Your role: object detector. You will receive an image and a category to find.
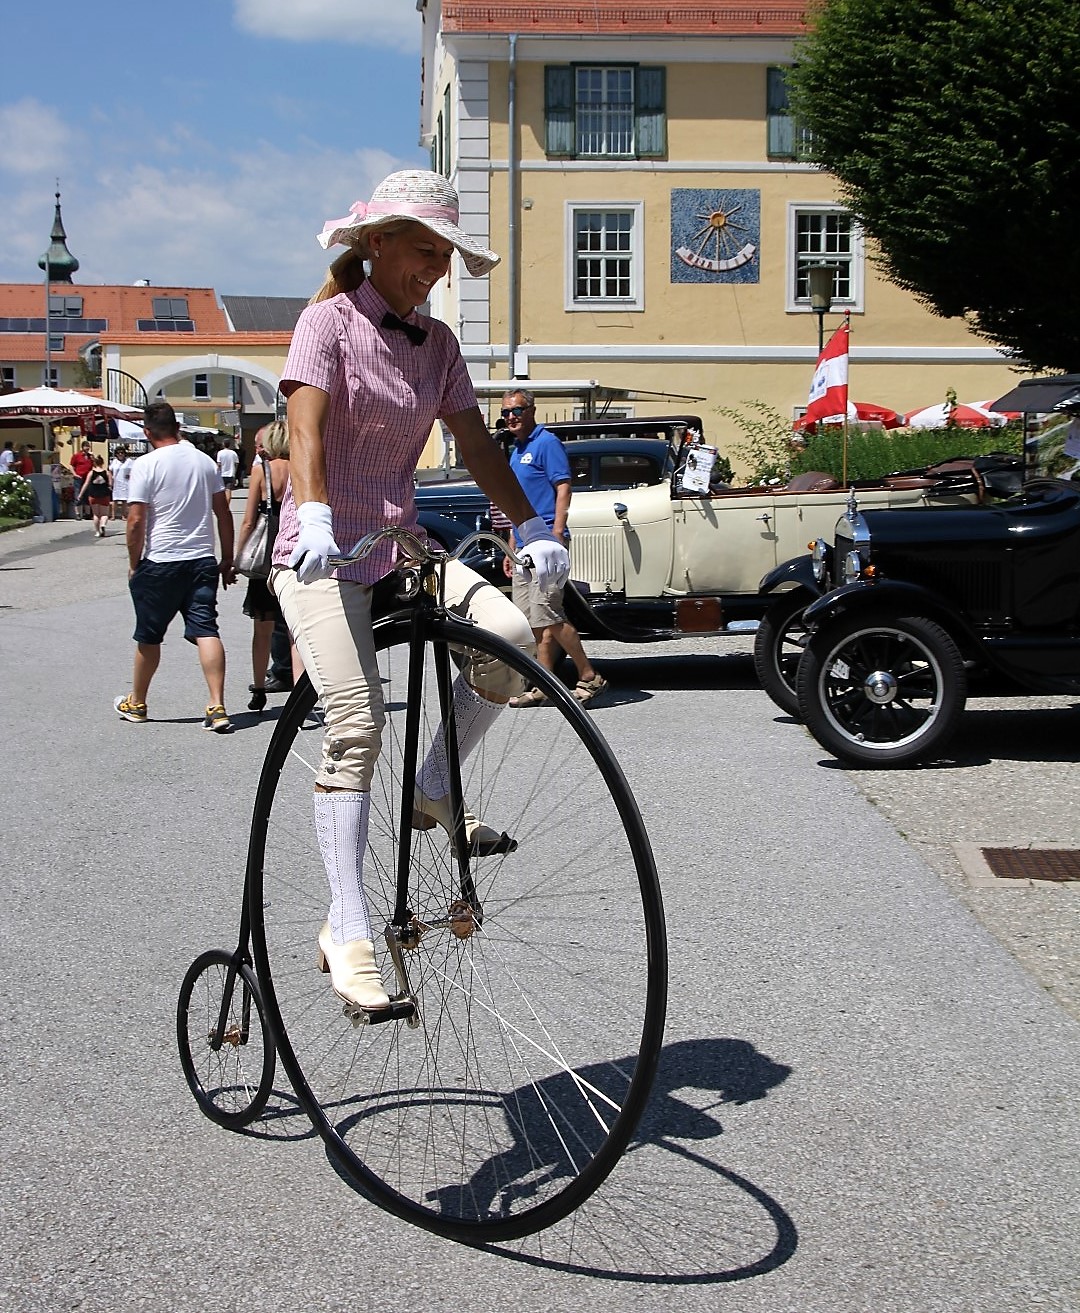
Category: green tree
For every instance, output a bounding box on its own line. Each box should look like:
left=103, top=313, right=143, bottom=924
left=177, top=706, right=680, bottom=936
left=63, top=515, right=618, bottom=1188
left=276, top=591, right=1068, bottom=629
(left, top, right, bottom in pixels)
left=788, top=0, right=1080, bottom=371
left=73, top=356, right=101, bottom=389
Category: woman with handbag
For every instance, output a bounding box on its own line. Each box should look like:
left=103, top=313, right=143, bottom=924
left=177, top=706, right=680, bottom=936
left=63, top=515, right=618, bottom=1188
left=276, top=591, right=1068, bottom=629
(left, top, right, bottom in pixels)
left=235, top=420, right=301, bottom=711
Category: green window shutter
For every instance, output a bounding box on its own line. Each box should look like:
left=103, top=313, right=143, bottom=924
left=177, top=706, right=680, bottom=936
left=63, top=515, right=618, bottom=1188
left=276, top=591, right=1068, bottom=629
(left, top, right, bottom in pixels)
left=635, top=67, right=666, bottom=158
left=545, top=65, right=575, bottom=157
left=767, top=67, right=795, bottom=159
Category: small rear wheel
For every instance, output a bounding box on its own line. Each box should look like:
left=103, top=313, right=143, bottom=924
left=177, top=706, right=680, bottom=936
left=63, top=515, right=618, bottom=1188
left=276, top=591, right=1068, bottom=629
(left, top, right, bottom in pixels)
left=797, top=611, right=966, bottom=767
left=753, top=591, right=813, bottom=717
left=177, top=949, right=275, bottom=1129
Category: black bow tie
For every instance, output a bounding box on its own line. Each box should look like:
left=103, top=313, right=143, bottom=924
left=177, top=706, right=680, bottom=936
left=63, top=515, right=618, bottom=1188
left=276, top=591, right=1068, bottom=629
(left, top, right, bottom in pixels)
left=381, top=311, right=428, bottom=346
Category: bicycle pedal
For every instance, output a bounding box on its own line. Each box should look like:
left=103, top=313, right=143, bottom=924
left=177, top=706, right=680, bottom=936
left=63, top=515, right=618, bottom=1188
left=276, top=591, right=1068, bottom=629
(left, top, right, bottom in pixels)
left=343, top=996, right=417, bottom=1028
left=472, top=832, right=517, bottom=856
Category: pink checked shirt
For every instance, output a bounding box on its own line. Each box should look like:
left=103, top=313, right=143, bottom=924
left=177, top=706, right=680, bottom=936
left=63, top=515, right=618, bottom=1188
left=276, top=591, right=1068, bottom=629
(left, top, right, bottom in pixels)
left=273, top=280, right=478, bottom=583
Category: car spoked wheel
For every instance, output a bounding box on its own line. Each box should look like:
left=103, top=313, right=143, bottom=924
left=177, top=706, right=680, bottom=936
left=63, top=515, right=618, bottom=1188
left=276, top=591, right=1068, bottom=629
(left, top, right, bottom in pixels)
left=754, top=591, right=813, bottom=718
left=797, top=612, right=967, bottom=766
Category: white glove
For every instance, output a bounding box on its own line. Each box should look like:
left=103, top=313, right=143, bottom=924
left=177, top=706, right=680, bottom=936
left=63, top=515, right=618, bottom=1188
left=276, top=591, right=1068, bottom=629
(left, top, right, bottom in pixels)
left=517, top=515, right=570, bottom=593
left=289, top=502, right=340, bottom=583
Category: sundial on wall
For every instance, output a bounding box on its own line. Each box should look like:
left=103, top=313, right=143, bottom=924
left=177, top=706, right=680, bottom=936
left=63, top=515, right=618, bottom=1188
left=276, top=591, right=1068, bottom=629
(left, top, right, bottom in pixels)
left=670, top=188, right=760, bottom=285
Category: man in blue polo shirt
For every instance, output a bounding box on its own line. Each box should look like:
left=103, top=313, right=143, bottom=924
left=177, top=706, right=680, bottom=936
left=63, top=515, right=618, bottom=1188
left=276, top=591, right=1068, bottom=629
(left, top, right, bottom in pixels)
left=503, top=388, right=607, bottom=707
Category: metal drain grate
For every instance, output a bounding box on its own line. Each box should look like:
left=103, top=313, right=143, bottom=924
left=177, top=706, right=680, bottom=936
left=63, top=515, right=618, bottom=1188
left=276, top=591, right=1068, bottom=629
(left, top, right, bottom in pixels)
left=981, top=848, right=1080, bottom=883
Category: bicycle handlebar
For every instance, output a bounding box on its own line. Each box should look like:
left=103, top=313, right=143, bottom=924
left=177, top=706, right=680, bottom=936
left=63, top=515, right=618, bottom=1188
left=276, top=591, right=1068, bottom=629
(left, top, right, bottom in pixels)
left=328, top=526, right=532, bottom=571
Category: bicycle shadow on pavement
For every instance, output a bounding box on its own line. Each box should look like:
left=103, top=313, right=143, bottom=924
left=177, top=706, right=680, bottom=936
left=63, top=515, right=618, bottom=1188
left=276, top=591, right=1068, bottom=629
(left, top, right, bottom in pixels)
left=327, top=1035, right=798, bottom=1283
left=236, top=1086, right=320, bottom=1142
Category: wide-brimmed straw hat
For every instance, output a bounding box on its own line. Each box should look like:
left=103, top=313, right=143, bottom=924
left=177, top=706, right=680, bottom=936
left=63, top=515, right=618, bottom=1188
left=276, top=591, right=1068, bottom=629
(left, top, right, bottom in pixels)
left=317, top=169, right=500, bottom=278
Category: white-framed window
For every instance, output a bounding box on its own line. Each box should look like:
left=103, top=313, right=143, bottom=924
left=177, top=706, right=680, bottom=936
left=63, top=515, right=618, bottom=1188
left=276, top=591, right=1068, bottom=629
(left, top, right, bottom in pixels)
left=42, top=366, right=59, bottom=387
left=193, top=373, right=210, bottom=400
left=786, top=204, right=864, bottom=313
left=565, top=202, right=644, bottom=312
left=1, top=366, right=16, bottom=390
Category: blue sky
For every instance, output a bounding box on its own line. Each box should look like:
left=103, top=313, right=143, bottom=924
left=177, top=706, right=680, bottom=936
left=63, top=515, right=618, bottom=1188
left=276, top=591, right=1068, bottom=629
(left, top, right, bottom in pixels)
left=0, top=0, right=427, bottom=296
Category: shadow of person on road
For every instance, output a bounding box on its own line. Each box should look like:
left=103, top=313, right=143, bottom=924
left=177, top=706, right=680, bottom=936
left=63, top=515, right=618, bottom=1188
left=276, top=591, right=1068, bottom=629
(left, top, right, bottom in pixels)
left=326, top=1035, right=796, bottom=1280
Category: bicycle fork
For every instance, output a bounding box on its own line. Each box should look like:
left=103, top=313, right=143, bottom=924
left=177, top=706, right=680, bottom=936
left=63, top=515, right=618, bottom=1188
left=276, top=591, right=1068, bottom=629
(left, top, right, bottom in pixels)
left=355, top=608, right=480, bottom=1030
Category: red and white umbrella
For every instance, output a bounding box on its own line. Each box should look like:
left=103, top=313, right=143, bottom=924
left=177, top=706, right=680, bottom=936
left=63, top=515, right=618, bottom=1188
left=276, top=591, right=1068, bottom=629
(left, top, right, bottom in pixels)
left=969, top=398, right=1021, bottom=421
left=904, top=400, right=1017, bottom=429
left=795, top=400, right=902, bottom=431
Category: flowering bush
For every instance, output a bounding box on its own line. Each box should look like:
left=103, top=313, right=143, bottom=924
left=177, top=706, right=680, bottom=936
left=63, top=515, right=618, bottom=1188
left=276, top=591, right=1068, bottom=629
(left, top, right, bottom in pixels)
left=0, top=473, right=35, bottom=520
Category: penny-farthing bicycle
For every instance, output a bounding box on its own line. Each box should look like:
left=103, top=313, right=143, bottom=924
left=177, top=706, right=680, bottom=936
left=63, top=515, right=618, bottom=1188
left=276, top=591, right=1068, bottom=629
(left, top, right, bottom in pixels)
left=178, top=528, right=667, bottom=1243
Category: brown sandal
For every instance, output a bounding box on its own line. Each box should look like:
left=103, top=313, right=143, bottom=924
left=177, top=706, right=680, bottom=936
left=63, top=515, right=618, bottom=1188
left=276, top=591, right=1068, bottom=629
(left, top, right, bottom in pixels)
left=573, top=674, right=608, bottom=704
left=509, top=686, right=548, bottom=708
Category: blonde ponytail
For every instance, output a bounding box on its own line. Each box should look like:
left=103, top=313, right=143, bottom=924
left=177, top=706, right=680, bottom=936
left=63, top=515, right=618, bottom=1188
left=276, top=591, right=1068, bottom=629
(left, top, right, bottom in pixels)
left=309, top=248, right=366, bottom=304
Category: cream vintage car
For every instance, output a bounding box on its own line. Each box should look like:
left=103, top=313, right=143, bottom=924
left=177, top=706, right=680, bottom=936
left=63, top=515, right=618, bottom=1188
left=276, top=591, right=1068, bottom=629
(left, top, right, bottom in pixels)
left=563, top=436, right=1023, bottom=707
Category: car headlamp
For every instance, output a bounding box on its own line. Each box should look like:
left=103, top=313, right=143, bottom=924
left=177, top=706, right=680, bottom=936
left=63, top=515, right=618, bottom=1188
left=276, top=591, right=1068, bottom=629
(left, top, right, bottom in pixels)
left=811, top=538, right=828, bottom=584
left=842, top=550, right=864, bottom=584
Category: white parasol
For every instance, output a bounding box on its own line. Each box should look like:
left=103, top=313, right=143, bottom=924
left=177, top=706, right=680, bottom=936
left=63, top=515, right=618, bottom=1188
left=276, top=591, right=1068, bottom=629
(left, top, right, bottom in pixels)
left=0, top=387, right=142, bottom=416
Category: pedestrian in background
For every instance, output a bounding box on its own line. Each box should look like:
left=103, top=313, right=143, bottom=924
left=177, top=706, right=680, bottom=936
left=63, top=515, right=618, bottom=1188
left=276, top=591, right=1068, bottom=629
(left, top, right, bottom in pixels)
left=81, top=455, right=112, bottom=537
left=114, top=400, right=235, bottom=732
left=235, top=420, right=302, bottom=711
left=216, top=440, right=239, bottom=505
left=501, top=387, right=607, bottom=708
left=111, top=446, right=136, bottom=519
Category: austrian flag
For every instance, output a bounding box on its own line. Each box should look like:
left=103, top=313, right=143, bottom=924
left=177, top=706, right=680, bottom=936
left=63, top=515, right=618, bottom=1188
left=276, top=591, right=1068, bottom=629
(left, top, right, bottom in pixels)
left=803, top=319, right=850, bottom=426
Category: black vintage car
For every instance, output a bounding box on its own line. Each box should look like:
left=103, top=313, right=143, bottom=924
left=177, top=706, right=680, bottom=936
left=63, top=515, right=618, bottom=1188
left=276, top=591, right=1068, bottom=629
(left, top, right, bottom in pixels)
left=754, top=454, right=1025, bottom=715
left=789, top=477, right=1080, bottom=767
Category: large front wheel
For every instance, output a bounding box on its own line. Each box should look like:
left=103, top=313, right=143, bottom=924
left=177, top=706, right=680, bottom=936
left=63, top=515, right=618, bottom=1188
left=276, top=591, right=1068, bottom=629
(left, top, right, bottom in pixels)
left=248, top=616, right=667, bottom=1242
left=797, top=611, right=967, bottom=767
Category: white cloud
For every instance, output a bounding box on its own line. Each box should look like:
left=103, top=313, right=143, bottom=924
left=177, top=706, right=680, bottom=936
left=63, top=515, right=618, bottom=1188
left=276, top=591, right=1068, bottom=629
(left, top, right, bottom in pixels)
left=39, top=141, right=410, bottom=296
left=0, top=99, right=73, bottom=175
left=234, top=0, right=420, bottom=54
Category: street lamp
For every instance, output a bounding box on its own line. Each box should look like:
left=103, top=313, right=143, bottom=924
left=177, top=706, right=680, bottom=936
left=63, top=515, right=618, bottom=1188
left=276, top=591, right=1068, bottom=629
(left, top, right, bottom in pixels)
left=807, top=261, right=838, bottom=355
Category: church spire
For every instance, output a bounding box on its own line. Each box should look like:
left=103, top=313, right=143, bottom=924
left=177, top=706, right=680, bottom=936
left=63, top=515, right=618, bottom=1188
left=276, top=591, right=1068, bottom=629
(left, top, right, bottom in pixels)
left=38, top=186, right=80, bottom=283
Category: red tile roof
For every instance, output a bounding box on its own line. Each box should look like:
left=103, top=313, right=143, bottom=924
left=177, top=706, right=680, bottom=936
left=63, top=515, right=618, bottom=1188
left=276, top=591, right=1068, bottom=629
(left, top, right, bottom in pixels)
left=440, top=2, right=808, bottom=36
left=0, top=283, right=228, bottom=362
left=98, top=331, right=293, bottom=348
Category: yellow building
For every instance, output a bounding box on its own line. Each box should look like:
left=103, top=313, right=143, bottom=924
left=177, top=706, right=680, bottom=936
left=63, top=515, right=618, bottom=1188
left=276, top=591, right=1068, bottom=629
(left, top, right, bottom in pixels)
left=420, top=0, right=1020, bottom=447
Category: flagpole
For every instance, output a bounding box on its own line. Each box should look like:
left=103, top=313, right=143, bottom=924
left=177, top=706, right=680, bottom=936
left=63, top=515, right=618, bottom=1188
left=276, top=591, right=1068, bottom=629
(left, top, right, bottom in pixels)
left=841, top=311, right=852, bottom=488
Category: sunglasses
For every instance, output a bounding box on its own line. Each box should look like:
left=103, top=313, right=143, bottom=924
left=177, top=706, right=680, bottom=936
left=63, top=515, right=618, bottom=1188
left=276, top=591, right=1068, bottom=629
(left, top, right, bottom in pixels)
left=500, top=405, right=528, bottom=418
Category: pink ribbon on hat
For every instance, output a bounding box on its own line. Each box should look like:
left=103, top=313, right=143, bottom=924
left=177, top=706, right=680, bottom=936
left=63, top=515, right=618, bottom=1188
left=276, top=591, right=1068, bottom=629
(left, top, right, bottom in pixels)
left=320, top=198, right=459, bottom=237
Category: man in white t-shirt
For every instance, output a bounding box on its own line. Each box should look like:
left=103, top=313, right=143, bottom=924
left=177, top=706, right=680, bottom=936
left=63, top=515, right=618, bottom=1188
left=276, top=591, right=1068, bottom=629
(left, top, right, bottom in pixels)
left=0, top=442, right=14, bottom=473
left=216, top=441, right=239, bottom=504
left=113, top=400, right=236, bottom=732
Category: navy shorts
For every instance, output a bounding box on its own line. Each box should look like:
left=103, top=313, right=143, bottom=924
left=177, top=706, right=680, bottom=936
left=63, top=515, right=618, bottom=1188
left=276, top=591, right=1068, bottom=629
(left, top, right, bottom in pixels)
left=130, top=557, right=221, bottom=645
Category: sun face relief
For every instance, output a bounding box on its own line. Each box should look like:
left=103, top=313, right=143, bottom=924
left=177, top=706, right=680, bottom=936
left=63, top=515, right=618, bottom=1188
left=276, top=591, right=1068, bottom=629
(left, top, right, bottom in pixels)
left=670, top=189, right=761, bottom=284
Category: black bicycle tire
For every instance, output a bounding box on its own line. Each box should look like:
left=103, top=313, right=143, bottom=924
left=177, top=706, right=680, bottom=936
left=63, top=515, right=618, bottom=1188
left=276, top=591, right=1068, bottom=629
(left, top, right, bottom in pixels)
left=248, top=613, right=667, bottom=1242
left=753, top=590, right=813, bottom=718
left=176, top=948, right=276, bottom=1129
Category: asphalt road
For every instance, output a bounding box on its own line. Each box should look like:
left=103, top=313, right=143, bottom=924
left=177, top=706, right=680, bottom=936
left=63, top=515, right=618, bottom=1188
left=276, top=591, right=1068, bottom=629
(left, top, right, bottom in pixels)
left=1, top=509, right=1078, bottom=1312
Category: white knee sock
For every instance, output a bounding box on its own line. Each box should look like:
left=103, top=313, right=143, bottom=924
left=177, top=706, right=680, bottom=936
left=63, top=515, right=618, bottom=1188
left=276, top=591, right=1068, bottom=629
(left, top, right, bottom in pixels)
left=313, top=791, right=372, bottom=944
left=416, top=675, right=501, bottom=801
